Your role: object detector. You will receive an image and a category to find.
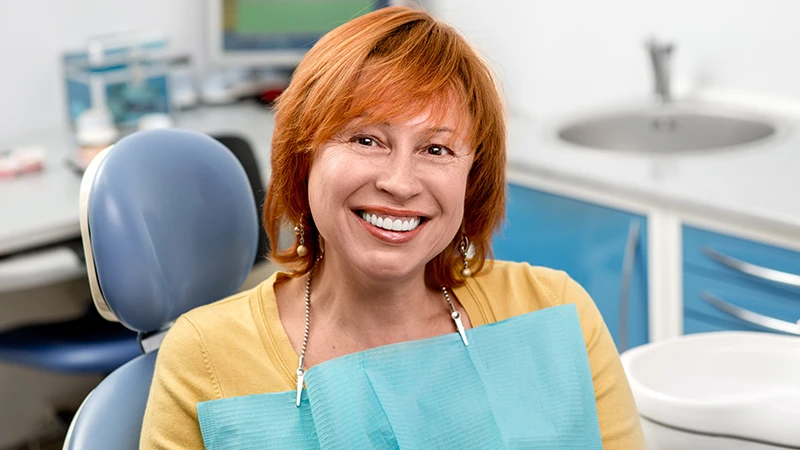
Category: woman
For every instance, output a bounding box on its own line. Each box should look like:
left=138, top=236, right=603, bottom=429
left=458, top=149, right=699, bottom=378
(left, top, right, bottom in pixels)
left=141, top=5, right=645, bottom=449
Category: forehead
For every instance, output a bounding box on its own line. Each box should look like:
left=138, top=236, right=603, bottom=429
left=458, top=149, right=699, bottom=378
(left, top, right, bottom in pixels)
left=403, top=107, right=461, bottom=129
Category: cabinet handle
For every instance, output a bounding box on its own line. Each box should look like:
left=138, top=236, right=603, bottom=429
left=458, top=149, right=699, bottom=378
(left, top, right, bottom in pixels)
left=701, top=247, right=800, bottom=289
left=700, top=291, right=800, bottom=335
left=618, top=220, right=640, bottom=352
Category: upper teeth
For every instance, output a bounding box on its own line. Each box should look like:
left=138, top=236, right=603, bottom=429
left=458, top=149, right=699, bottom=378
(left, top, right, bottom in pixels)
left=361, top=212, right=421, bottom=232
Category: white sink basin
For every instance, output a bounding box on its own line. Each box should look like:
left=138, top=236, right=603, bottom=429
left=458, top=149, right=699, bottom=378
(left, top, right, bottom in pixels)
left=621, top=332, right=800, bottom=448
left=557, top=104, right=777, bottom=153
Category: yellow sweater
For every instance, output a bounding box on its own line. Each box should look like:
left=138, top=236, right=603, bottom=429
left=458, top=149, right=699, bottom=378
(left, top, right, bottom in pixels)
left=140, top=261, right=646, bottom=449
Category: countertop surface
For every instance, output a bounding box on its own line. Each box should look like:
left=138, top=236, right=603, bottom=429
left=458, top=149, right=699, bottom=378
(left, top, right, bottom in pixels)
left=0, top=103, right=274, bottom=255
left=3, top=97, right=800, bottom=255
left=506, top=99, right=800, bottom=234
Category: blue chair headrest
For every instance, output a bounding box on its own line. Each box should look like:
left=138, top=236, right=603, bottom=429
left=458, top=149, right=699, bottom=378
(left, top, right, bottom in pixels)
left=79, top=129, right=258, bottom=333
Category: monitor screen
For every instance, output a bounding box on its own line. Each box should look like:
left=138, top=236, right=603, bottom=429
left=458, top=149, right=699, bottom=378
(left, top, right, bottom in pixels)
left=207, top=0, right=394, bottom=67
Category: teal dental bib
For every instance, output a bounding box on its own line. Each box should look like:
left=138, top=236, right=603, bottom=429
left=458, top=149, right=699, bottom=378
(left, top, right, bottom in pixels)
left=197, top=304, right=603, bottom=449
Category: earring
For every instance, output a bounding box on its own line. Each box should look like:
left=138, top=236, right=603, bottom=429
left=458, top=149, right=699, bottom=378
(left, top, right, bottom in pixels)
left=295, top=223, right=308, bottom=257
left=459, top=235, right=471, bottom=278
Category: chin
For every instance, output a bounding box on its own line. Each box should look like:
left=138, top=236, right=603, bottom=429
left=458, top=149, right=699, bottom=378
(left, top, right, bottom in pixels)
left=353, top=254, right=425, bottom=282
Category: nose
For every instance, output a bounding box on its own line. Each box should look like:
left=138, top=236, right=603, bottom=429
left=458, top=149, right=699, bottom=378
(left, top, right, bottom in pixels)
left=374, top=148, right=423, bottom=202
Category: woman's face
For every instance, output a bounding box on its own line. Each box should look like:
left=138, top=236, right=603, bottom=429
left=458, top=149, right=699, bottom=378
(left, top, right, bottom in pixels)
left=308, top=106, right=474, bottom=283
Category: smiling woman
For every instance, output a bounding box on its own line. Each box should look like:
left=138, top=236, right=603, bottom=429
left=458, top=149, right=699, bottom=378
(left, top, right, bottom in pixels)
left=139, top=5, right=646, bottom=450
left=266, top=9, right=505, bottom=286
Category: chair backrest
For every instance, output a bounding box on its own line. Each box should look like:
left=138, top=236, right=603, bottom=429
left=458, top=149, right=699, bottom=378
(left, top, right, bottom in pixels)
left=65, top=129, right=259, bottom=450
left=212, top=135, right=269, bottom=264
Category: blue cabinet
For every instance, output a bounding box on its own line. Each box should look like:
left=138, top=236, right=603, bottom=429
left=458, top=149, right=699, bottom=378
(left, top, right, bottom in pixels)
left=492, top=183, right=649, bottom=351
left=682, top=225, right=800, bottom=336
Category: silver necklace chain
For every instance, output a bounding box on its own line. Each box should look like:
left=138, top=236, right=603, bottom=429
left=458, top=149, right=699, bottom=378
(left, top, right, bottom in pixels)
left=295, top=269, right=469, bottom=407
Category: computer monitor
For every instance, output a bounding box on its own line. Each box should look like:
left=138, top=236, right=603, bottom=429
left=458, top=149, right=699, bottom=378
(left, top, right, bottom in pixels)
left=206, top=0, right=396, bottom=68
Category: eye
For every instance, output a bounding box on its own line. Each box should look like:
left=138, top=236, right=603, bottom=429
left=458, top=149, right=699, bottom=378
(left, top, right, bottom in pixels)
left=351, top=135, right=379, bottom=147
left=426, top=145, right=452, bottom=156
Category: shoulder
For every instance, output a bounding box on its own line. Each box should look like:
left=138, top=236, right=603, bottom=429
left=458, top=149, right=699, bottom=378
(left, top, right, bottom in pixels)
left=465, top=261, right=606, bottom=337
left=467, top=260, right=588, bottom=320
left=141, top=281, right=274, bottom=448
left=158, top=286, right=256, bottom=358
left=166, top=273, right=275, bottom=363
left=159, top=271, right=298, bottom=397
left=156, top=284, right=259, bottom=367
left=181, top=287, right=256, bottom=335
left=472, top=261, right=613, bottom=361
left=155, top=275, right=280, bottom=392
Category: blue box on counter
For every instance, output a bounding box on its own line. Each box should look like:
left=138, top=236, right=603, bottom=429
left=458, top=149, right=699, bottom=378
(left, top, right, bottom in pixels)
left=62, top=34, right=176, bottom=129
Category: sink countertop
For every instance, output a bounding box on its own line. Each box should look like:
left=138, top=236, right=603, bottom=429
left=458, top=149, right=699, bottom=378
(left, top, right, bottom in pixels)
left=4, top=99, right=798, bottom=255
left=506, top=100, right=800, bottom=234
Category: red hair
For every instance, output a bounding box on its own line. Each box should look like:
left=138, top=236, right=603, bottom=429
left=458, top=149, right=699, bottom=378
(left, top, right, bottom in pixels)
left=264, top=5, right=506, bottom=288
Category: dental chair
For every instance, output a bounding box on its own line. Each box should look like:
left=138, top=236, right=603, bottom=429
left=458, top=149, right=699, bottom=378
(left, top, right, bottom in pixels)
left=0, top=134, right=267, bottom=377
left=62, top=129, right=259, bottom=449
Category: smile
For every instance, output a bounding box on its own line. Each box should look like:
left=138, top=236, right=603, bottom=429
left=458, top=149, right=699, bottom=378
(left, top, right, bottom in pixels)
left=359, top=211, right=422, bottom=232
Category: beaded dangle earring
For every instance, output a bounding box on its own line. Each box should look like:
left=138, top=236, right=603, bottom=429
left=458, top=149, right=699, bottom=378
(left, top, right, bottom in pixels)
left=459, top=234, right=472, bottom=278
left=295, top=222, right=308, bottom=257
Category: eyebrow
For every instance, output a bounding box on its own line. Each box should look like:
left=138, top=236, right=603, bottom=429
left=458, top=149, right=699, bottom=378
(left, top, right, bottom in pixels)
left=430, top=127, right=455, bottom=134
left=375, top=122, right=455, bottom=134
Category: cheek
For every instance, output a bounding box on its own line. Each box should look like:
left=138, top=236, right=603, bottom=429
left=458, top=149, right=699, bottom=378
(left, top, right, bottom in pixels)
left=306, top=157, right=334, bottom=223
left=306, top=170, right=322, bottom=217
left=433, top=166, right=470, bottom=220
left=451, top=163, right=472, bottom=208
left=449, top=164, right=473, bottom=229
left=307, top=166, right=337, bottom=219
left=448, top=190, right=467, bottom=223
left=307, top=152, right=366, bottom=217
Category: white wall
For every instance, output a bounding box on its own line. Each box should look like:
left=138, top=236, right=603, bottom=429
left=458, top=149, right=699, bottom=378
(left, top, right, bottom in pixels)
left=432, top=0, right=800, bottom=118
left=3, top=0, right=800, bottom=139
left=0, top=0, right=206, bottom=142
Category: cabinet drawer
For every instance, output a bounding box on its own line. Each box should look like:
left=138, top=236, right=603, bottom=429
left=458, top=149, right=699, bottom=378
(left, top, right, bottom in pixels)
left=494, top=183, right=649, bottom=350
left=683, top=225, right=800, bottom=294
left=684, top=314, right=762, bottom=334
left=683, top=271, right=800, bottom=336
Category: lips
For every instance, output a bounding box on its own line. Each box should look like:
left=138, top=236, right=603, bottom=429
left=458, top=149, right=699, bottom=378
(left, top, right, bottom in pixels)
left=360, top=211, right=421, bottom=232
left=353, top=208, right=429, bottom=243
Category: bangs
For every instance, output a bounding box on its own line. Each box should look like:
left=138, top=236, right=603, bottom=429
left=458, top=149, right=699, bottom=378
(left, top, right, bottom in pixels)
left=346, top=70, right=471, bottom=145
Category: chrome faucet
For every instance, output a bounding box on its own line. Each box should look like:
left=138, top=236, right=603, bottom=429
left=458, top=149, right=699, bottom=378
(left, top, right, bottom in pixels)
left=646, top=37, right=675, bottom=104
